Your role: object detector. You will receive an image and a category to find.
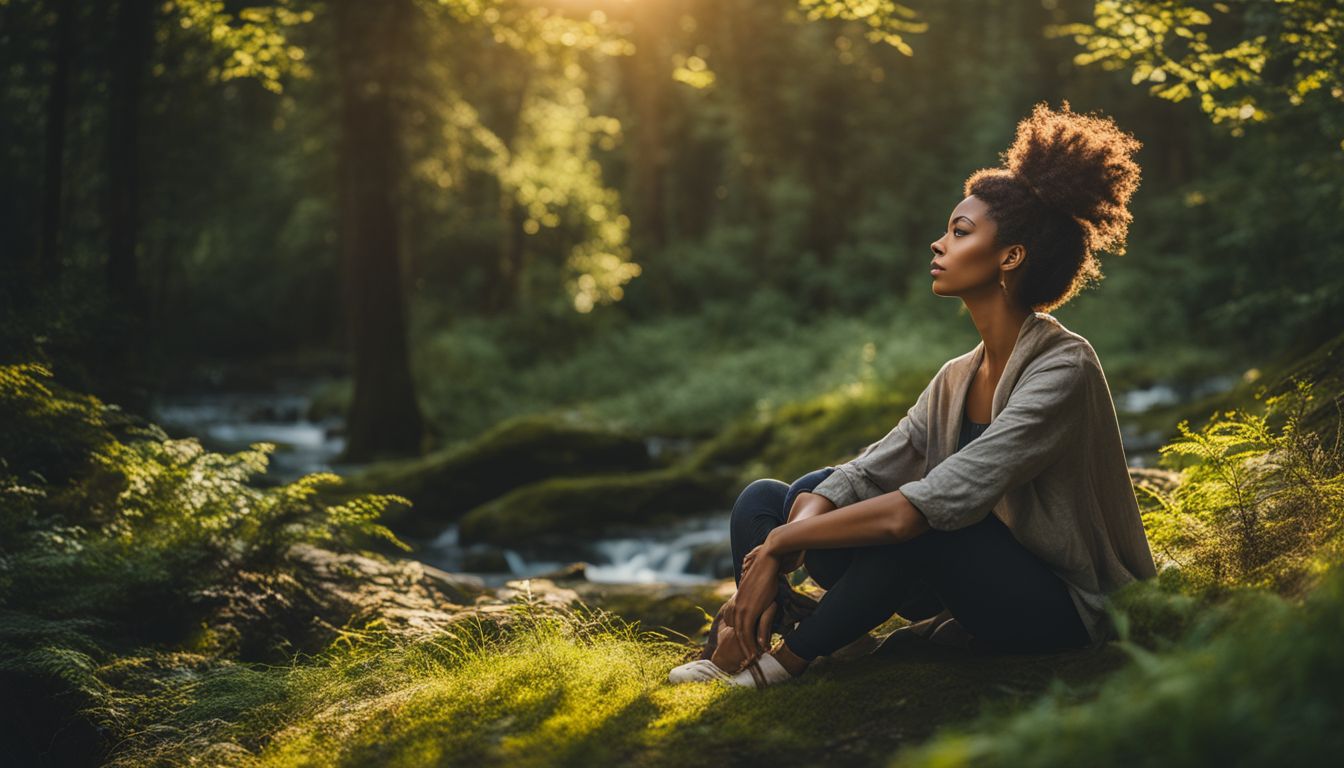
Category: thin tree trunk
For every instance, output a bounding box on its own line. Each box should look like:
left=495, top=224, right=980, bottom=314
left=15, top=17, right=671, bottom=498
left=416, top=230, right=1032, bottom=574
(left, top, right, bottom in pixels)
left=39, top=0, right=76, bottom=287
left=106, top=0, right=153, bottom=303
left=333, top=0, right=425, bottom=461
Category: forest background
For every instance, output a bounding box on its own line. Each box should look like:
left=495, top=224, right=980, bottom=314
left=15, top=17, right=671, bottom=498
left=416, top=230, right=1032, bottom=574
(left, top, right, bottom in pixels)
left=3, top=1, right=1344, bottom=766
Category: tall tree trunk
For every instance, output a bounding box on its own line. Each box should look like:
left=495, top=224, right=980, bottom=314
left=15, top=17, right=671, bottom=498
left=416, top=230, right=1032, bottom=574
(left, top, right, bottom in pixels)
left=39, top=0, right=76, bottom=287
left=624, top=3, right=669, bottom=254
left=106, top=0, right=152, bottom=303
left=333, top=0, right=424, bottom=461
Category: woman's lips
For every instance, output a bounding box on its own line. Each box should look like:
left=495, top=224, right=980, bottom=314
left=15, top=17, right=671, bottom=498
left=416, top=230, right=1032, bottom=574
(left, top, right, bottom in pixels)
left=930, top=267, right=945, bottom=276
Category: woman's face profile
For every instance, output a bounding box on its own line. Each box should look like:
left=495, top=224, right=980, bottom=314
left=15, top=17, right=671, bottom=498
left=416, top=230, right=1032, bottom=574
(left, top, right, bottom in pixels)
left=929, top=195, right=1007, bottom=298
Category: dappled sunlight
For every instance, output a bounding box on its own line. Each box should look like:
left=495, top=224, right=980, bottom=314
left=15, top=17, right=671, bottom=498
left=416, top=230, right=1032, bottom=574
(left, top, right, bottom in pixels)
left=4, top=0, right=1344, bottom=763
left=240, top=611, right=726, bottom=766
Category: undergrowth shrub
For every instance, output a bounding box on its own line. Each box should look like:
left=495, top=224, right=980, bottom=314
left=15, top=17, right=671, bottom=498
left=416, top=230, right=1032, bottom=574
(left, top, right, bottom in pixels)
left=0, top=362, right=413, bottom=707
left=1134, top=377, right=1344, bottom=596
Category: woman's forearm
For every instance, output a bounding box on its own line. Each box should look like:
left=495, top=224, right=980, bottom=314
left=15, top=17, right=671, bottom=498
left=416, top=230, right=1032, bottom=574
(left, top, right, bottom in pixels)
left=786, top=491, right=833, bottom=524
left=765, top=490, right=930, bottom=556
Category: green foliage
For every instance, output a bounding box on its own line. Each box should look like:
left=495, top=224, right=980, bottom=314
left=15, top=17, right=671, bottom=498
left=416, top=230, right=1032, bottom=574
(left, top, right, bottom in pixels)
left=796, top=1, right=929, bottom=56
left=415, top=298, right=975, bottom=443
left=1053, top=0, right=1344, bottom=147
left=166, top=0, right=316, bottom=94
left=1135, top=376, right=1344, bottom=594
left=414, top=0, right=640, bottom=314
left=0, top=360, right=121, bottom=484
left=0, top=362, right=413, bottom=672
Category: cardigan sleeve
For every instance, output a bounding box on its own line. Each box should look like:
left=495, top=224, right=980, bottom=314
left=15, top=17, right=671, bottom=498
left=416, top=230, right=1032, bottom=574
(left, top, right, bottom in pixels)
left=808, top=369, right=937, bottom=509
left=898, top=355, right=1085, bottom=531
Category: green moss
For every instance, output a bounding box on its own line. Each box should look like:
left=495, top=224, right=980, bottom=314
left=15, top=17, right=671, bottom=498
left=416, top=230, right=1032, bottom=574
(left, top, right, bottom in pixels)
left=344, top=411, right=659, bottom=536
left=569, top=580, right=729, bottom=641
left=457, top=464, right=740, bottom=546
left=445, top=366, right=950, bottom=548
left=751, top=369, right=931, bottom=483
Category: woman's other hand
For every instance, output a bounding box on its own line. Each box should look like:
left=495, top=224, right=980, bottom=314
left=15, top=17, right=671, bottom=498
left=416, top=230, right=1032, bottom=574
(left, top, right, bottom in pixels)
left=732, top=543, right=782, bottom=666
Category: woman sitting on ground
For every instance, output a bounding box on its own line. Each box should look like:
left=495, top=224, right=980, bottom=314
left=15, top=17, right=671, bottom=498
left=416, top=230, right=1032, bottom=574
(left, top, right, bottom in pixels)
left=670, top=100, right=1159, bottom=689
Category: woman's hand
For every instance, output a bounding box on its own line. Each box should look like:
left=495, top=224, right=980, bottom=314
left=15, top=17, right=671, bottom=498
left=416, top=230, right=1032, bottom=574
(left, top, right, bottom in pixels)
left=743, top=539, right=802, bottom=577
left=731, top=543, right=782, bottom=666
left=718, top=591, right=737, bottom=628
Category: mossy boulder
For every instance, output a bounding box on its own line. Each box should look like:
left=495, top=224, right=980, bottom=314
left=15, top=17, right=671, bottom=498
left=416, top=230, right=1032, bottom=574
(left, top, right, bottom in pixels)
left=451, top=370, right=938, bottom=547
left=457, top=464, right=741, bottom=546
left=344, top=411, right=659, bottom=536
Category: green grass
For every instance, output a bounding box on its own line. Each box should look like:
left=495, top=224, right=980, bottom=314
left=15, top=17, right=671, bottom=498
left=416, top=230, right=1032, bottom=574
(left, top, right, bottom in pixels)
left=93, top=594, right=1136, bottom=768
left=85, top=563, right=1344, bottom=768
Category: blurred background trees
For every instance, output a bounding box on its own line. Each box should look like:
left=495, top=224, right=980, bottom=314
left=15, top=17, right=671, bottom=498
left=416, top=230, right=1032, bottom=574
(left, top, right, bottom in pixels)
left=2, top=0, right=1341, bottom=456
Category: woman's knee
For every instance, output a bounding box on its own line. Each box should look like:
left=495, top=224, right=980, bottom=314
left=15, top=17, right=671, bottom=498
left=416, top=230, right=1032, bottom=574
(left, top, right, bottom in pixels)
left=783, top=467, right=837, bottom=515
left=730, top=478, right=787, bottom=528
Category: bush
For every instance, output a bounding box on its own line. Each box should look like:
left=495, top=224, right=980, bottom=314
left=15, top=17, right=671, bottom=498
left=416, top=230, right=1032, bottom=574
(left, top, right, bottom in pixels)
left=1134, top=377, right=1344, bottom=596
left=0, top=361, right=413, bottom=687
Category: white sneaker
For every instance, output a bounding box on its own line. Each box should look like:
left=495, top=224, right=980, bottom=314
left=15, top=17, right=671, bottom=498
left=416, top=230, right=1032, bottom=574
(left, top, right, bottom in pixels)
left=668, top=652, right=796, bottom=688
left=726, top=651, right=795, bottom=689
left=668, top=659, right=735, bottom=684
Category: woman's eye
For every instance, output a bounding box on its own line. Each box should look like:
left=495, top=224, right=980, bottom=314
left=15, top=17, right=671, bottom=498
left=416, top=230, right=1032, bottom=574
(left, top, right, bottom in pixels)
left=953, top=228, right=967, bottom=236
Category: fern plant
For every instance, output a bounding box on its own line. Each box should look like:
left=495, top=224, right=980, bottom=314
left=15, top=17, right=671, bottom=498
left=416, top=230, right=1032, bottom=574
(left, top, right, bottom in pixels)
left=0, top=362, right=415, bottom=683
left=1136, top=377, right=1344, bottom=596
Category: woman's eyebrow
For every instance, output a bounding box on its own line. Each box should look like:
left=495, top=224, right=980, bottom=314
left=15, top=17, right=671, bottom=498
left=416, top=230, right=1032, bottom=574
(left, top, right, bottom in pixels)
left=950, top=215, right=975, bottom=226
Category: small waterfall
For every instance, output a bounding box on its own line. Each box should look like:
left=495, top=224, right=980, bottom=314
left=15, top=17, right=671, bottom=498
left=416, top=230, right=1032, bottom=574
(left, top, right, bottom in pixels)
left=584, top=522, right=729, bottom=584
left=149, top=386, right=349, bottom=483
left=412, top=515, right=733, bottom=586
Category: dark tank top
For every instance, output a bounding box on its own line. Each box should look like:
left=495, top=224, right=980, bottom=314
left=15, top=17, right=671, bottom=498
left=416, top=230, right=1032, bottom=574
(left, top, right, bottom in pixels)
left=957, top=407, right=990, bottom=451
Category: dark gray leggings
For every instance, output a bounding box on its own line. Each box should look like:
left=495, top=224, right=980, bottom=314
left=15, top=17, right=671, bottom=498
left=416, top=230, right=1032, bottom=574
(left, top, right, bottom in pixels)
left=729, top=466, right=1093, bottom=660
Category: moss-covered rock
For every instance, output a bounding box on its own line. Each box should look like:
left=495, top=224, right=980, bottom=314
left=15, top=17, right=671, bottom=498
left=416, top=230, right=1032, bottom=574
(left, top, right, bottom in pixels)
left=449, top=370, right=939, bottom=547
left=457, top=464, right=741, bottom=546
left=344, top=411, right=660, bottom=536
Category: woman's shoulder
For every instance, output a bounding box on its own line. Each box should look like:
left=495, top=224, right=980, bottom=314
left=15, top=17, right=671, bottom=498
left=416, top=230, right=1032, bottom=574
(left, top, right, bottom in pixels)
left=1031, top=313, right=1104, bottom=369
left=1044, top=321, right=1109, bottom=380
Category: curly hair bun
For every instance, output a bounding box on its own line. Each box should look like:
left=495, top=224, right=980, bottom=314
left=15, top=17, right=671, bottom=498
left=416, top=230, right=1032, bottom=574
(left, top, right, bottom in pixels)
left=1003, top=99, right=1143, bottom=257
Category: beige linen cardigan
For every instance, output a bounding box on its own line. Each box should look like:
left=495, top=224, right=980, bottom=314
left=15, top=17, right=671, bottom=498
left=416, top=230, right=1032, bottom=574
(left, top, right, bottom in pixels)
left=809, top=311, right=1158, bottom=646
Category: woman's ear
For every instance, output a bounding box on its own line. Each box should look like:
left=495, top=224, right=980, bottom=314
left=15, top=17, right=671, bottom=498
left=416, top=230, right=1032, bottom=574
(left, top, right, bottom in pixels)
left=1000, top=244, right=1027, bottom=273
